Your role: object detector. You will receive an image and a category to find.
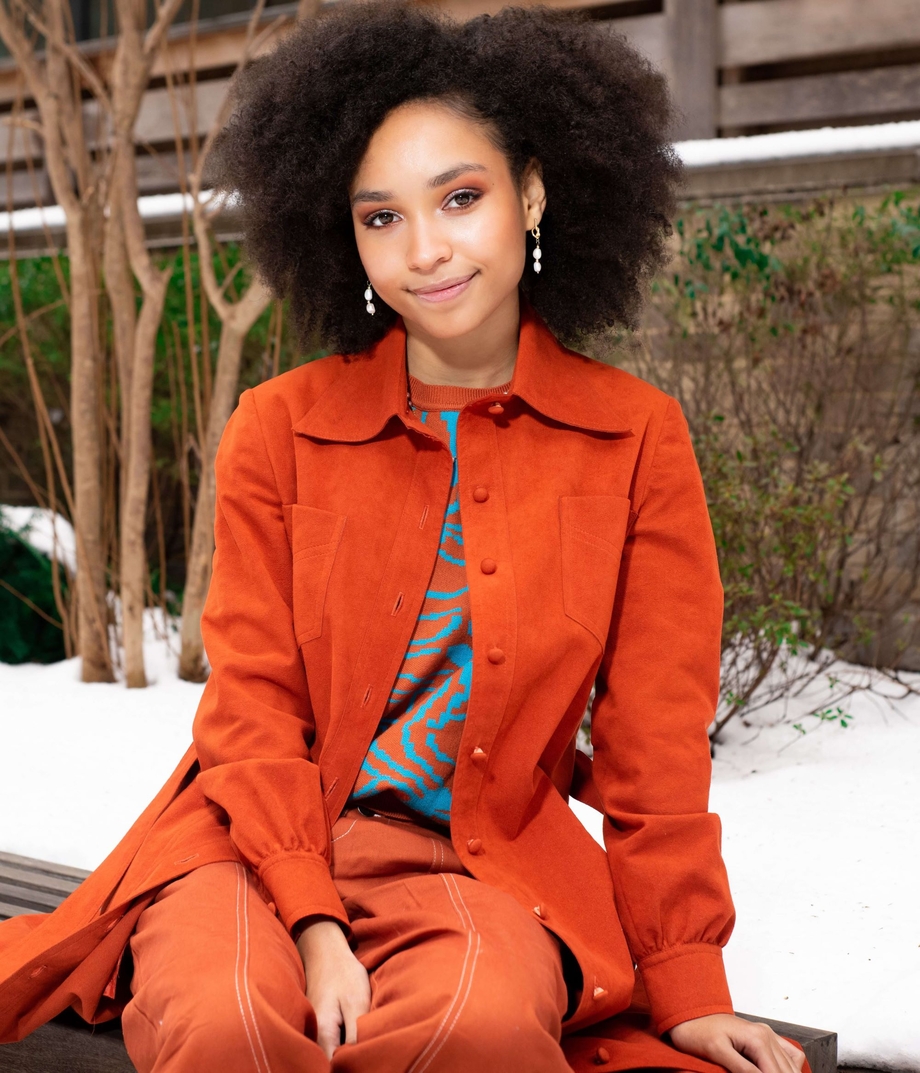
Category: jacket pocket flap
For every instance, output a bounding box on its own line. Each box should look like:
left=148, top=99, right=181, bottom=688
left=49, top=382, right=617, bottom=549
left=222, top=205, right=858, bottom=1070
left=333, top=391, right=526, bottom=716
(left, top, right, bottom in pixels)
left=291, top=504, right=347, bottom=562
left=559, top=495, right=632, bottom=647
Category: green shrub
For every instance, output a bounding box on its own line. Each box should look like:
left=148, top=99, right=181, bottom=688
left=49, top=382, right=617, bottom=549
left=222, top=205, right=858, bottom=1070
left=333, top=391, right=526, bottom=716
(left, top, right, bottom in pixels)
left=0, top=525, right=67, bottom=664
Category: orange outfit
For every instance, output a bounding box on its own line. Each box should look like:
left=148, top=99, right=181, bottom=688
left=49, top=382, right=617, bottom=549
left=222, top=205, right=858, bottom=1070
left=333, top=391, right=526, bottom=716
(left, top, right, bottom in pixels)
left=123, top=808, right=572, bottom=1072
left=0, top=297, right=774, bottom=1072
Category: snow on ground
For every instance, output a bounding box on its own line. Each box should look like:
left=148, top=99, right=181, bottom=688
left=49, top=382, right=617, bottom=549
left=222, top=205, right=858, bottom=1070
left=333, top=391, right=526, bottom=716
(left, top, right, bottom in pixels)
left=1, top=505, right=76, bottom=574
left=0, top=613, right=199, bottom=869
left=2, top=616, right=918, bottom=1068
left=574, top=655, right=920, bottom=1071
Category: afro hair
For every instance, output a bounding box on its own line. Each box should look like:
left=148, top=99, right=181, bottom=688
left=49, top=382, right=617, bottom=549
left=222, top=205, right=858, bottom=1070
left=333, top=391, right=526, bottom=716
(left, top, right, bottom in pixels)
left=207, top=0, right=684, bottom=354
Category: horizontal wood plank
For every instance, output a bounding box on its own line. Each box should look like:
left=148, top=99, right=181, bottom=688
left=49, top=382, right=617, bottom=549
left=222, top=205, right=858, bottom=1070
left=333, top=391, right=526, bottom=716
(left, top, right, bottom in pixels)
left=0, top=168, right=54, bottom=212
left=0, top=852, right=90, bottom=882
left=0, top=882, right=63, bottom=914
left=0, top=863, right=84, bottom=897
left=720, top=64, right=920, bottom=128
left=680, top=148, right=920, bottom=203
left=604, top=13, right=668, bottom=80
left=721, top=0, right=920, bottom=69
left=0, top=852, right=88, bottom=920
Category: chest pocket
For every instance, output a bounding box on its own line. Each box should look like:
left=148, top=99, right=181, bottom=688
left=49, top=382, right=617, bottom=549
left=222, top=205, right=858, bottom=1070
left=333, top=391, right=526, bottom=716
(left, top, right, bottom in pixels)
left=290, top=504, right=347, bottom=644
left=559, top=495, right=634, bottom=648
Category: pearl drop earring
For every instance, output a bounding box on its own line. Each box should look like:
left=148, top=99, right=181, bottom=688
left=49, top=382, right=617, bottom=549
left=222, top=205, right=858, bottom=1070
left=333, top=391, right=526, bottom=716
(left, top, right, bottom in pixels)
left=531, top=224, right=542, bottom=274
left=364, top=280, right=376, bottom=316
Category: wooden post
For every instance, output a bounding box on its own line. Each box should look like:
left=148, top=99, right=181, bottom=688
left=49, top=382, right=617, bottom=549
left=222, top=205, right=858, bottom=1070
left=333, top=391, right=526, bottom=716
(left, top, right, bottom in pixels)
left=664, top=0, right=718, bottom=140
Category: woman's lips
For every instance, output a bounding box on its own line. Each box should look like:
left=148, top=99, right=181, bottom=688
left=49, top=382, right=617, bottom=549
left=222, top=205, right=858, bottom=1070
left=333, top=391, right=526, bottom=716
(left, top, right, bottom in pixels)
left=410, top=272, right=477, bottom=303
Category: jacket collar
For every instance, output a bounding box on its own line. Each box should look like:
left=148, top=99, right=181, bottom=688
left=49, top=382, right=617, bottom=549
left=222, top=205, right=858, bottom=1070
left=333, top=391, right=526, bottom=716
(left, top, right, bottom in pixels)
left=293, top=296, right=633, bottom=442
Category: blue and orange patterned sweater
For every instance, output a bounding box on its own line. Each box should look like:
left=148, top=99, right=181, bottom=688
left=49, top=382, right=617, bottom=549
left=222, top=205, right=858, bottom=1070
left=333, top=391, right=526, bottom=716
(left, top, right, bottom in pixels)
left=348, top=374, right=512, bottom=827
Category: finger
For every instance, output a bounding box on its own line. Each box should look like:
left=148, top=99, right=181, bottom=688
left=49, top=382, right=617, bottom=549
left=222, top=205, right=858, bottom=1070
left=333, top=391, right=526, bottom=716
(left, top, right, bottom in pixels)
left=760, top=1028, right=803, bottom=1073
left=341, top=984, right=372, bottom=1046
left=342, top=1002, right=359, bottom=1046
left=734, top=1026, right=787, bottom=1073
left=315, top=1004, right=343, bottom=1061
left=777, top=1036, right=807, bottom=1071
left=705, top=1040, right=763, bottom=1073
left=772, top=1038, right=800, bottom=1073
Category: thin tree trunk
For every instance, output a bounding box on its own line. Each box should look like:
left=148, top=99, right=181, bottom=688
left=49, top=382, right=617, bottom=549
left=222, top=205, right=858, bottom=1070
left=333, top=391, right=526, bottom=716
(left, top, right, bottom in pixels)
left=0, top=0, right=115, bottom=681
left=106, top=0, right=186, bottom=686
left=178, top=289, right=270, bottom=681
left=68, top=218, right=113, bottom=680
left=119, top=273, right=167, bottom=685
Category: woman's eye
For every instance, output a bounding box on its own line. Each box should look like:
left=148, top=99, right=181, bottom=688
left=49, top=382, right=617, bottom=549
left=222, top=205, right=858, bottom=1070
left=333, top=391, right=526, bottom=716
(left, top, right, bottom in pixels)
left=366, top=210, right=399, bottom=228
left=446, top=189, right=481, bottom=209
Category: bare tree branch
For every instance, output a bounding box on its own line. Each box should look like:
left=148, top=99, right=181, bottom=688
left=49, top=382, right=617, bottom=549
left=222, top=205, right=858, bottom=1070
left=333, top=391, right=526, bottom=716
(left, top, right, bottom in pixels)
left=144, top=0, right=188, bottom=59
left=8, top=0, right=112, bottom=111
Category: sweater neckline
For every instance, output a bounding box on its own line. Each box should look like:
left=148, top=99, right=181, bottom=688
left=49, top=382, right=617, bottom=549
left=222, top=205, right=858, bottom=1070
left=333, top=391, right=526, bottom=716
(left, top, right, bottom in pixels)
left=407, top=374, right=514, bottom=412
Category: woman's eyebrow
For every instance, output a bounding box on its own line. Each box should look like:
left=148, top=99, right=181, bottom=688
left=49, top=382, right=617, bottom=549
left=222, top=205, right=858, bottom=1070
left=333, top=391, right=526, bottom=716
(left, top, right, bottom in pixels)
left=350, top=163, right=488, bottom=207
left=427, top=162, right=487, bottom=188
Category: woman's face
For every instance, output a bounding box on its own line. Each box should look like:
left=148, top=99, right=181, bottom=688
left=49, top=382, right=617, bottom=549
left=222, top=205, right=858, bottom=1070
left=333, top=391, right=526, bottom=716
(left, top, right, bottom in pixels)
left=349, top=99, right=545, bottom=342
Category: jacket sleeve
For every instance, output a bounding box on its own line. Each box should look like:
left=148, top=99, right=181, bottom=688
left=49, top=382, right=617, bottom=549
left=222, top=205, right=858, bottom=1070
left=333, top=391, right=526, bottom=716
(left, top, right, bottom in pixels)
left=590, top=394, right=736, bottom=1036
left=191, top=388, right=349, bottom=936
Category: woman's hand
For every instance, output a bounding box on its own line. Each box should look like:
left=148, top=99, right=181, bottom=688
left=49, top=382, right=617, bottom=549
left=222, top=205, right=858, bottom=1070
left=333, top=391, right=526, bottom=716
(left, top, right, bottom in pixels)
left=669, top=1014, right=807, bottom=1073
left=296, top=918, right=371, bottom=1060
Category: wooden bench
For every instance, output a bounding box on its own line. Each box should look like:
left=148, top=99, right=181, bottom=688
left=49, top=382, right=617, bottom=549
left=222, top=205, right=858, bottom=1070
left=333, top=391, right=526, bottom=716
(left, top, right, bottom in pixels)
left=0, top=852, right=839, bottom=1073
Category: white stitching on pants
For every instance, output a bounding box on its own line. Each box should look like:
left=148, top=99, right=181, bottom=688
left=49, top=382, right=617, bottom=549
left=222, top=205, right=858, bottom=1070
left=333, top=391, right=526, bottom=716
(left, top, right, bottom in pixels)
left=406, top=874, right=481, bottom=1073
left=449, top=875, right=476, bottom=932
left=332, top=819, right=358, bottom=843
left=234, top=865, right=266, bottom=1073
left=238, top=863, right=273, bottom=1073
left=442, top=873, right=474, bottom=933
left=419, top=932, right=481, bottom=1072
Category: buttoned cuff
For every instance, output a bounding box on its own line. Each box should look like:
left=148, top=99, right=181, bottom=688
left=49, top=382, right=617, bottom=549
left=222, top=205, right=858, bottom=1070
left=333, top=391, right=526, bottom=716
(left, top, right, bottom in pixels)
left=257, top=851, right=350, bottom=936
left=637, top=943, right=734, bottom=1036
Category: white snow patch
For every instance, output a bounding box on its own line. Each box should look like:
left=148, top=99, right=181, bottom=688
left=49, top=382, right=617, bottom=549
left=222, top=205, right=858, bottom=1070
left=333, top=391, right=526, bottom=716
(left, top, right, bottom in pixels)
left=0, top=611, right=200, bottom=870
left=1, top=623, right=918, bottom=1067
left=1, top=505, right=77, bottom=574
left=0, top=188, right=234, bottom=234
left=572, top=653, right=920, bottom=1071
left=675, top=119, right=920, bottom=168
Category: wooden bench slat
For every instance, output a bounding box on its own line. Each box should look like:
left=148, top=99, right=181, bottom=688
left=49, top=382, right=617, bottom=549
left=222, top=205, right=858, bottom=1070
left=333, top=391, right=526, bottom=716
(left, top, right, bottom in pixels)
left=0, top=863, right=83, bottom=897
left=0, top=899, right=41, bottom=920
left=0, top=881, right=64, bottom=913
left=0, top=851, right=91, bottom=882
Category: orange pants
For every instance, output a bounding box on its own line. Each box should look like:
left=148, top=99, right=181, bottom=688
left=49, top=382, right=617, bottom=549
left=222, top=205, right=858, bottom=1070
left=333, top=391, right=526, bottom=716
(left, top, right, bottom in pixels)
left=122, top=806, right=572, bottom=1072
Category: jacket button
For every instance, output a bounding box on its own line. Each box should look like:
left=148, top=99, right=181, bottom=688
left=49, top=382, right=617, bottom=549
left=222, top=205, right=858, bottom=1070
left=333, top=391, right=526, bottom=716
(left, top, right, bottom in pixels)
left=472, top=486, right=489, bottom=502
left=533, top=904, right=547, bottom=919
left=471, top=745, right=487, bottom=763
left=593, top=985, right=608, bottom=1000
left=594, top=1046, right=611, bottom=1065
left=29, top=965, right=46, bottom=978
left=487, top=402, right=504, bottom=415
left=480, top=558, right=497, bottom=574
left=487, top=647, right=505, bottom=664
left=467, top=838, right=483, bottom=854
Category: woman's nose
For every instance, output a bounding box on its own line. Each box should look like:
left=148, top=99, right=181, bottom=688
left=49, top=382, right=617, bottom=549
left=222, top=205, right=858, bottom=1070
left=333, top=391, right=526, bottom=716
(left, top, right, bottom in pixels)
left=405, top=217, right=452, bottom=272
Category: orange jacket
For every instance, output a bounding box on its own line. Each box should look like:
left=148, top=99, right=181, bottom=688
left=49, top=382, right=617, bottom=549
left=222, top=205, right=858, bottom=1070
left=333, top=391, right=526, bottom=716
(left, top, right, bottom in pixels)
left=0, top=298, right=734, bottom=1043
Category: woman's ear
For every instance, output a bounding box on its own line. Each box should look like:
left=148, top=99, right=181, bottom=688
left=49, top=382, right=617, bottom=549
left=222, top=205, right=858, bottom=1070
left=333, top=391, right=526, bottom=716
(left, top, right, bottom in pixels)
left=521, top=157, right=547, bottom=230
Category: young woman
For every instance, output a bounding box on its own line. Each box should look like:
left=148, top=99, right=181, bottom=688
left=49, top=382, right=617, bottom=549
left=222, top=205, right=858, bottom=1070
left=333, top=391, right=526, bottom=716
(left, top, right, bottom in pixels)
left=0, top=4, right=810, bottom=1072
